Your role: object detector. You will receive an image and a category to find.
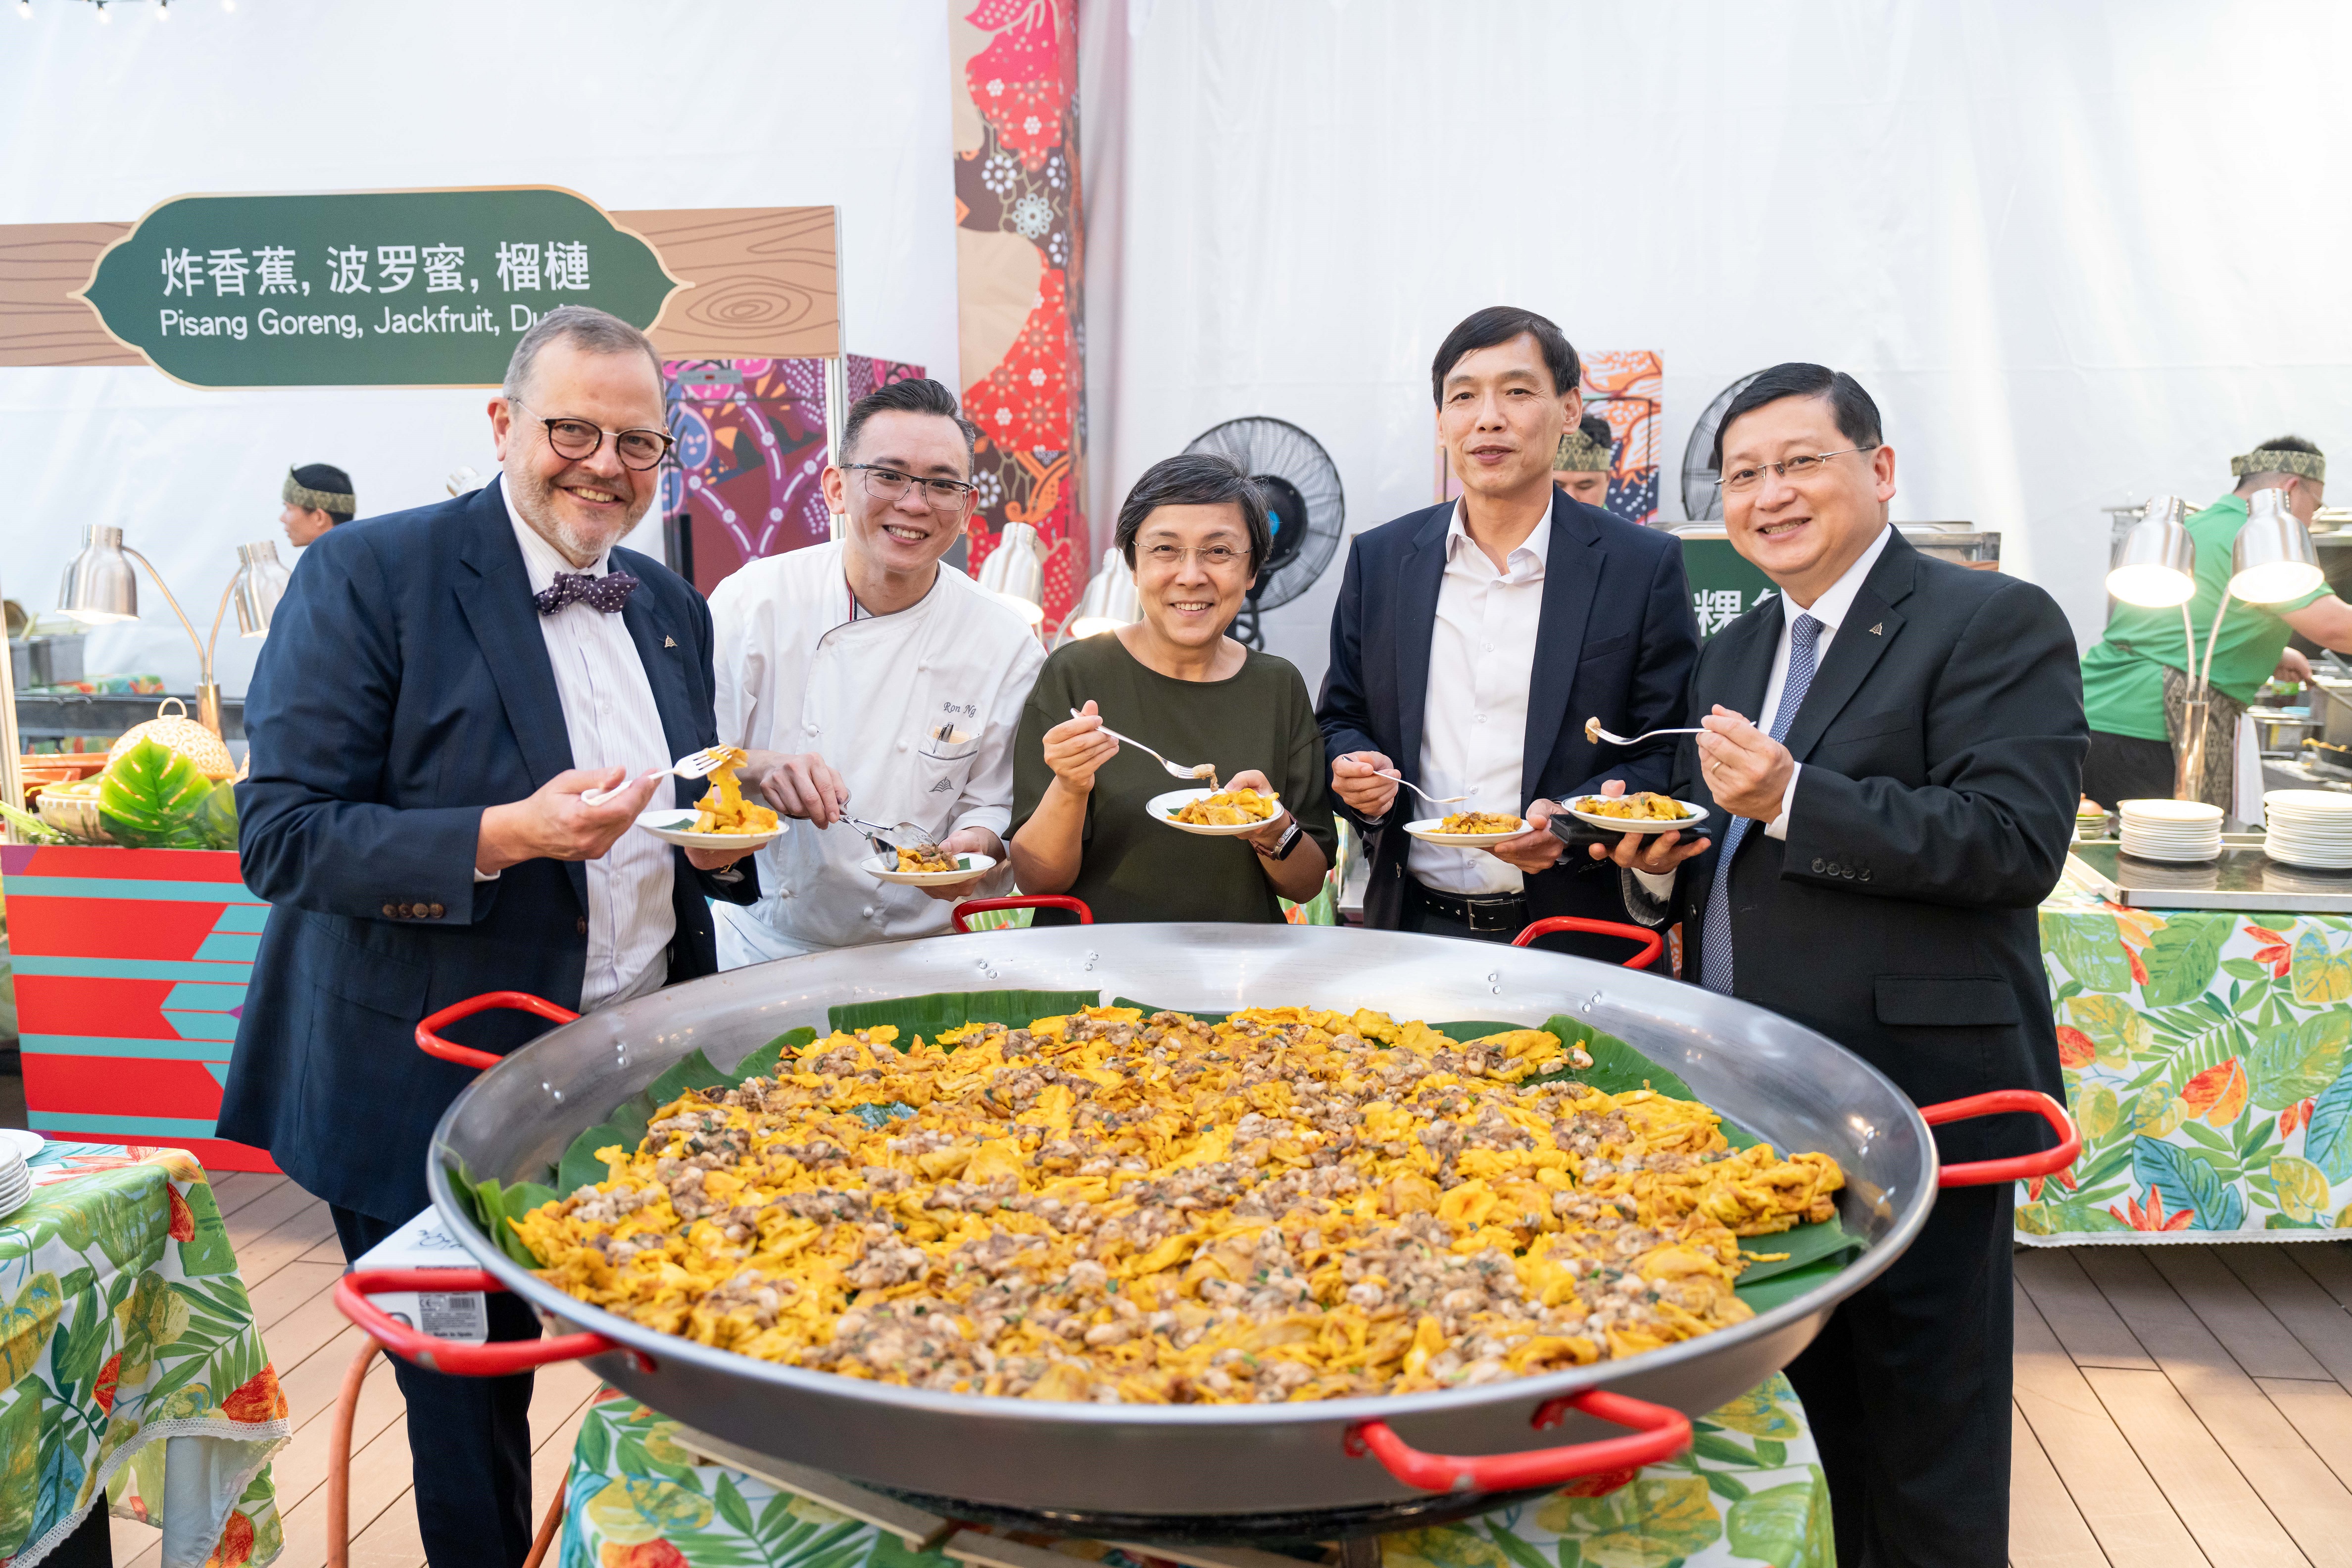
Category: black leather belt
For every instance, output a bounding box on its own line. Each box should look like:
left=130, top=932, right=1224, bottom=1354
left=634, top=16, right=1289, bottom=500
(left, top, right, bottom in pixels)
left=1407, top=878, right=1528, bottom=934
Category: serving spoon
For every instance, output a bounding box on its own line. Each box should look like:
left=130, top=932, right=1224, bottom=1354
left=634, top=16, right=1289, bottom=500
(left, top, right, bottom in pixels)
left=1071, top=708, right=1217, bottom=785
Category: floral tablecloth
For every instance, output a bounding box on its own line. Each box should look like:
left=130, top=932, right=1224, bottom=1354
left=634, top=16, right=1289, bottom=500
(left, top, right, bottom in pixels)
left=557, top=1375, right=1829, bottom=1568
left=1, top=1141, right=288, bottom=1567
left=2028, top=871, right=2352, bottom=1241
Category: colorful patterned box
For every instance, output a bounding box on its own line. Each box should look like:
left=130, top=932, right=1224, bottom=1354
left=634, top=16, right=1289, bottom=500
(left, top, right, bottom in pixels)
left=0, top=845, right=276, bottom=1171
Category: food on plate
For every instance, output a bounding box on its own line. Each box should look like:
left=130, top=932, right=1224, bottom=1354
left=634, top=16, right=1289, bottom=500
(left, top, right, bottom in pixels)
left=1171, top=787, right=1278, bottom=826
left=896, top=842, right=964, bottom=875
left=1437, top=811, right=1523, bottom=835
left=521, top=1002, right=1846, bottom=1404
left=691, top=748, right=781, bottom=835
left=1575, top=792, right=1690, bottom=822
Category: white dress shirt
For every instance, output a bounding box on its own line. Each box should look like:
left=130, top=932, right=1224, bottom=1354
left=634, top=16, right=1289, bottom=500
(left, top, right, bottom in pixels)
left=1412, top=503, right=1549, bottom=896
left=1632, top=525, right=1894, bottom=899
left=707, top=540, right=1044, bottom=959
left=496, top=483, right=677, bottom=1010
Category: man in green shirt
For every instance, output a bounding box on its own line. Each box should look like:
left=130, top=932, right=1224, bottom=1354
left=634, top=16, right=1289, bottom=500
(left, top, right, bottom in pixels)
left=2080, top=437, right=2352, bottom=806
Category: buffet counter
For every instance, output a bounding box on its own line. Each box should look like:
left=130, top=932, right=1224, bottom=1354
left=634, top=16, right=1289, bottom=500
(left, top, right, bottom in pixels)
left=2026, top=849, right=2352, bottom=1243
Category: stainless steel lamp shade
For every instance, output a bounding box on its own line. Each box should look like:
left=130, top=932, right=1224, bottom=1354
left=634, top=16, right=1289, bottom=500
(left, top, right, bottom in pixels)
left=2229, top=487, right=2324, bottom=605
left=2106, top=496, right=2197, bottom=607
left=230, top=540, right=291, bottom=636
left=1063, top=547, right=1140, bottom=640
left=977, top=520, right=1046, bottom=625
left=58, top=525, right=139, bottom=623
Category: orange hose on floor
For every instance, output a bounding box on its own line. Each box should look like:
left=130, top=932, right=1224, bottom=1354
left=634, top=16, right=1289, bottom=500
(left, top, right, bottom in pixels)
left=326, top=1337, right=381, bottom=1568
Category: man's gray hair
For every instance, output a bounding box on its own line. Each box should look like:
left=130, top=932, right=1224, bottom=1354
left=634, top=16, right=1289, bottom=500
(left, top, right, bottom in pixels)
left=502, top=305, right=664, bottom=401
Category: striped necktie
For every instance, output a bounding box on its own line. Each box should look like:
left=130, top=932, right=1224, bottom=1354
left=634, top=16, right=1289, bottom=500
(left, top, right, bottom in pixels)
left=1700, top=613, right=1822, bottom=995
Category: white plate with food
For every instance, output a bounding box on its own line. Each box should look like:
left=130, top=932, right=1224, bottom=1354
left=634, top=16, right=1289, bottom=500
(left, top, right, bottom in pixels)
left=1147, top=787, right=1281, bottom=836
left=1404, top=811, right=1527, bottom=847
left=1566, top=793, right=1712, bottom=834
left=865, top=849, right=995, bottom=886
left=635, top=807, right=787, bottom=852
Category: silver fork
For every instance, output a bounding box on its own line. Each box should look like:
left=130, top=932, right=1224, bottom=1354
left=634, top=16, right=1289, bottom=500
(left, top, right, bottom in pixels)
left=584, top=745, right=732, bottom=806
left=1376, top=769, right=1471, bottom=809
left=1071, top=708, right=1216, bottom=784
left=1585, top=718, right=1706, bottom=747
left=845, top=816, right=944, bottom=858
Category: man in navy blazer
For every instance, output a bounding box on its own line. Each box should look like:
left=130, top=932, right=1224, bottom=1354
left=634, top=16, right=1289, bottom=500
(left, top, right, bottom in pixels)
left=220, top=307, right=756, bottom=1568
left=1318, top=307, right=1698, bottom=955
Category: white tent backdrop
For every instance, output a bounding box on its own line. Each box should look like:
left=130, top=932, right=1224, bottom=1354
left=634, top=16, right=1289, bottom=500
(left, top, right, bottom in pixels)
left=7, top=1, right=2352, bottom=701
left=0, top=0, right=959, bottom=697
left=1080, top=0, right=2352, bottom=694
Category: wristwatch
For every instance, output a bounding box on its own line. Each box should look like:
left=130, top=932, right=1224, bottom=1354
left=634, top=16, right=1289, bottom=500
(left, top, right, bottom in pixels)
left=1267, top=818, right=1304, bottom=860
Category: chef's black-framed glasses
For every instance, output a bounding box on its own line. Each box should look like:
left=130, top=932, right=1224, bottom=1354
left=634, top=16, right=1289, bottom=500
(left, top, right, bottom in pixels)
left=842, top=463, right=980, bottom=514
left=1715, top=446, right=1882, bottom=493
left=512, top=399, right=677, bottom=471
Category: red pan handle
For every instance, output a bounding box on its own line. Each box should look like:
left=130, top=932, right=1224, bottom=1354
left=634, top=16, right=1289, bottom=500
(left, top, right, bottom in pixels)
left=416, top=990, right=581, bottom=1071
left=1346, top=1388, right=1690, bottom=1493
left=334, top=1268, right=653, bottom=1376
left=951, top=895, right=1095, bottom=933
left=1921, top=1088, right=2081, bottom=1188
left=1512, top=916, right=1664, bottom=971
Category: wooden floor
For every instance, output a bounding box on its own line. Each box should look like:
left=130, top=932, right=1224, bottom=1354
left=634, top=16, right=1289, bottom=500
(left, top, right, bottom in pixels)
left=79, top=1170, right=2352, bottom=1568
left=110, top=1173, right=600, bottom=1568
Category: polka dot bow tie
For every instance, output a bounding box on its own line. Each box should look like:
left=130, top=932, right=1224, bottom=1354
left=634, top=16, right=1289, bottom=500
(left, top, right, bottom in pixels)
left=534, top=570, right=640, bottom=616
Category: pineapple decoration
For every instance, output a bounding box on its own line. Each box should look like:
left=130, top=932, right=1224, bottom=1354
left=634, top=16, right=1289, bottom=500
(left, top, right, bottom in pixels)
left=107, top=697, right=237, bottom=781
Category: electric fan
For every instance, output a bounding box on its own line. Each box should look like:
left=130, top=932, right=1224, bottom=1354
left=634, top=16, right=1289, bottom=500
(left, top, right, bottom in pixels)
left=1180, top=417, right=1346, bottom=648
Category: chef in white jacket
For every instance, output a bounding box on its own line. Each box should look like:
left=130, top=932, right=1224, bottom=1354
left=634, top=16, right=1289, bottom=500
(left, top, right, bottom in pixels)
left=708, top=378, right=1045, bottom=962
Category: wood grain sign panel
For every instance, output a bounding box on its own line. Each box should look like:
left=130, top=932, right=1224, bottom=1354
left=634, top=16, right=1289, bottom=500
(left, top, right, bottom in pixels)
left=0, top=195, right=836, bottom=380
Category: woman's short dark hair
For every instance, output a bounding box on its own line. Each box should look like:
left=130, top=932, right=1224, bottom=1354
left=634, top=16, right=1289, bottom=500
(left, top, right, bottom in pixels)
left=842, top=378, right=980, bottom=462
left=1430, top=306, right=1581, bottom=405
left=1710, top=363, right=1883, bottom=471
left=1114, top=453, right=1272, bottom=576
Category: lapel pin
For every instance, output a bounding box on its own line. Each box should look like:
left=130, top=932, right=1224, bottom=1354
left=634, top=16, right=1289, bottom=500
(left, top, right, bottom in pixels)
left=1867, top=623, right=1883, bottom=636
left=663, top=635, right=677, bottom=648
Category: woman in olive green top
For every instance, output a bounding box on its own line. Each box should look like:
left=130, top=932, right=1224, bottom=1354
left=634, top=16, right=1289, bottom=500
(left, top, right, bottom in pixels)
left=1010, top=454, right=1335, bottom=923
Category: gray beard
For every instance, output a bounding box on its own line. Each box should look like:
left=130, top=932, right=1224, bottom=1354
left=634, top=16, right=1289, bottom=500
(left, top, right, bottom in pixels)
left=505, top=461, right=647, bottom=567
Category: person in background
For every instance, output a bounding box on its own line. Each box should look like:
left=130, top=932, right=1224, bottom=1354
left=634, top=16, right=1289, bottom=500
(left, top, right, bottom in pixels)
left=2079, top=437, right=2352, bottom=807
left=1318, top=305, right=1698, bottom=956
left=1011, top=453, right=1334, bottom=922
left=709, top=378, right=1043, bottom=961
left=280, top=462, right=355, bottom=545
left=1552, top=412, right=1615, bottom=507
left=223, top=306, right=757, bottom=1568
left=1592, top=363, right=2084, bottom=1568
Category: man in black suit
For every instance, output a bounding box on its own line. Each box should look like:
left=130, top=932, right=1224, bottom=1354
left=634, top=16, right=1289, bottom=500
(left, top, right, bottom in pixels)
left=1589, top=363, right=2085, bottom=1567
left=221, top=306, right=757, bottom=1567
left=1318, top=307, right=1698, bottom=956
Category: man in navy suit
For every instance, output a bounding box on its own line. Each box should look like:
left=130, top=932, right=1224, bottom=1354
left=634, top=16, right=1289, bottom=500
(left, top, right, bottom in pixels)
left=1318, top=306, right=1698, bottom=955
left=220, top=306, right=757, bottom=1568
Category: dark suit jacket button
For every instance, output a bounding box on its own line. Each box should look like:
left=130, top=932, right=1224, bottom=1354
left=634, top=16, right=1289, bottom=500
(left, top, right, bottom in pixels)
left=1811, top=858, right=1825, bottom=873
left=575, top=916, right=589, bottom=936
left=382, top=902, right=396, bottom=917
left=429, top=902, right=445, bottom=919
left=1859, top=868, right=1871, bottom=882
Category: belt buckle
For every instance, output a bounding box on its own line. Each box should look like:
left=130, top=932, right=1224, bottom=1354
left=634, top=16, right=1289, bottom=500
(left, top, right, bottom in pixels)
left=1466, top=898, right=1525, bottom=934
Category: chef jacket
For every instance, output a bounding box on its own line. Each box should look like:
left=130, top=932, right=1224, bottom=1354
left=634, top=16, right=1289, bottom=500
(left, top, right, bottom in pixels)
left=708, top=540, right=1045, bottom=955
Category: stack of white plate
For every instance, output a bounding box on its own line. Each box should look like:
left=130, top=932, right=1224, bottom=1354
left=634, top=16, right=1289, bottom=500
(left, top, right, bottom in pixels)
left=2118, top=799, right=2224, bottom=863
left=0, top=1134, right=36, bottom=1220
left=2263, top=789, right=2352, bottom=870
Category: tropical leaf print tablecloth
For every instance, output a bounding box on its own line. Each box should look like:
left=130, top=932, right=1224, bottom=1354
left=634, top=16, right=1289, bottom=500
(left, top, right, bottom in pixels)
left=0, top=1141, right=288, bottom=1567
left=558, top=1375, right=1829, bottom=1568
left=2029, top=879, right=2352, bottom=1242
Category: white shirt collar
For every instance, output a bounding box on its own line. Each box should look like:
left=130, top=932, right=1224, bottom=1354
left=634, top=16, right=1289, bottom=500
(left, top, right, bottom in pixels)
left=1443, top=498, right=1553, bottom=577
left=1783, top=524, right=1893, bottom=635
left=497, top=474, right=613, bottom=598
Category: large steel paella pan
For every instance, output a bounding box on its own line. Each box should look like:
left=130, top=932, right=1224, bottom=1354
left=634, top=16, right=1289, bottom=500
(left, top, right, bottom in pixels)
left=339, top=910, right=2070, bottom=1533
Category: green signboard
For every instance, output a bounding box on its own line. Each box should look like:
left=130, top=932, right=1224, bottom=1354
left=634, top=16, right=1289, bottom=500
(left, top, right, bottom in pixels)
left=1677, top=534, right=1780, bottom=638
left=78, top=187, right=682, bottom=388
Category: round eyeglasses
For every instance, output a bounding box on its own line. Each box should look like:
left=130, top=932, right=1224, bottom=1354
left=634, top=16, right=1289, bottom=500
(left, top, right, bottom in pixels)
left=842, top=463, right=979, bottom=514
left=513, top=399, right=676, bottom=472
